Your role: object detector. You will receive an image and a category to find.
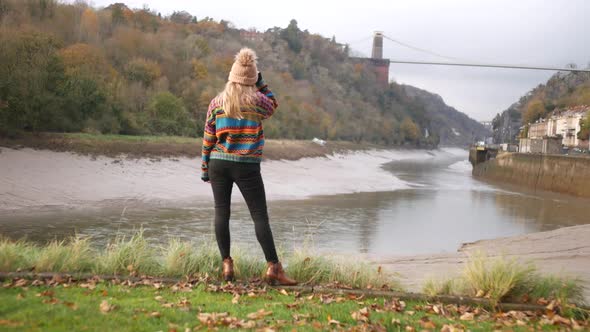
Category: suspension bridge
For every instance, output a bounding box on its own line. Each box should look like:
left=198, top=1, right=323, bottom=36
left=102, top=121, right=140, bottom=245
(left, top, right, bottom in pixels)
left=349, top=32, right=590, bottom=87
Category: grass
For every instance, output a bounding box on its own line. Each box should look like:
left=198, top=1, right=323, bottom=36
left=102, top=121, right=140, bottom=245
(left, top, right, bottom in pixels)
left=0, top=282, right=582, bottom=332
left=422, top=251, right=586, bottom=306
left=0, top=230, right=397, bottom=290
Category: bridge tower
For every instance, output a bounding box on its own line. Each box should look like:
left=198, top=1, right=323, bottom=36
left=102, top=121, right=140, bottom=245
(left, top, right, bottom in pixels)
left=372, top=31, right=384, bottom=59
left=370, top=31, right=390, bottom=87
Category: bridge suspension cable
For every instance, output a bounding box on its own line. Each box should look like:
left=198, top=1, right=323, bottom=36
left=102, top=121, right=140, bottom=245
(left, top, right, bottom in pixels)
left=387, top=59, right=590, bottom=72
left=376, top=33, right=590, bottom=73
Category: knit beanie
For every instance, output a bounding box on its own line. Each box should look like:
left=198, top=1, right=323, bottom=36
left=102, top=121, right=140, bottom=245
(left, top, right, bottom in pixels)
left=228, top=48, right=258, bottom=85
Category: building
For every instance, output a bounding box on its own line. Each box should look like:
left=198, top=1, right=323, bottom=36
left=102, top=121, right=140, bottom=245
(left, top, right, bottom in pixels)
left=519, top=137, right=561, bottom=154
left=239, top=29, right=263, bottom=42
left=551, top=107, right=587, bottom=148
left=528, top=120, right=547, bottom=139
left=521, top=106, right=589, bottom=153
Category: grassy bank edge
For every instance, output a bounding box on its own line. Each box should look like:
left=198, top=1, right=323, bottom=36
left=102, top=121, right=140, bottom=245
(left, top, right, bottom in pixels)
left=0, top=230, right=586, bottom=310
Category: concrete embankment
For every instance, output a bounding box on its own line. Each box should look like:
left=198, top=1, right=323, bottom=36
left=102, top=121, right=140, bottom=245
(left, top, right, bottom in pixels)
left=472, top=152, right=590, bottom=198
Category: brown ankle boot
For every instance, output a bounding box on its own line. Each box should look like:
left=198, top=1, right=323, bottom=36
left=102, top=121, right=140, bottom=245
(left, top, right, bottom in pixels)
left=265, top=262, right=297, bottom=286
left=222, top=257, right=234, bottom=282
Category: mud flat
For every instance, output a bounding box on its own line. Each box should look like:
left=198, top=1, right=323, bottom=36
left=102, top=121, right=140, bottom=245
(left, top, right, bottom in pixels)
left=373, top=224, right=590, bottom=302
left=0, top=146, right=442, bottom=211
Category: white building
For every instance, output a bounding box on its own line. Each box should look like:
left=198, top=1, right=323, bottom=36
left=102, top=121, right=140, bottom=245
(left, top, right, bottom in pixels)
left=545, top=106, right=588, bottom=148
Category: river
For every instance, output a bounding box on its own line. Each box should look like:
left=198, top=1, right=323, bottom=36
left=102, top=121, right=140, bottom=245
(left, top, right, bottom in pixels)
left=0, top=147, right=588, bottom=256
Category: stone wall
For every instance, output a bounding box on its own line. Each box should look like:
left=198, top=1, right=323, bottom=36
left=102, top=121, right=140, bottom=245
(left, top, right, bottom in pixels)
left=472, top=153, right=590, bottom=197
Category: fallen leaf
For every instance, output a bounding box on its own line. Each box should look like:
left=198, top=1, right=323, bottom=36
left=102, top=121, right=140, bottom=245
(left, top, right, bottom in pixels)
left=154, top=295, right=164, bottom=301
left=150, top=311, right=161, bottom=318
left=551, top=314, right=571, bottom=326
left=441, top=324, right=465, bottom=332
left=419, top=316, right=436, bottom=329
left=100, top=300, right=114, bottom=313
left=459, top=312, right=474, bottom=321
left=247, top=309, right=273, bottom=320
left=14, top=279, right=28, bottom=287
left=231, top=294, right=240, bottom=304
left=475, top=289, right=485, bottom=297
left=279, top=289, right=289, bottom=296
left=80, top=283, right=96, bottom=290
left=63, top=301, right=78, bottom=310
left=0, top=320, right=24, bottom=327
left=351, top=307, right=370, bottom=322
left=16, top=293, right=24, bottom=300
left=42, top=297, right=59, bottom=304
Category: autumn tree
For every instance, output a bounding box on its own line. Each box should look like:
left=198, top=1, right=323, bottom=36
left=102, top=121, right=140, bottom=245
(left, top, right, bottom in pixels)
left=79, top=8, right=98, bottom=43
left=523, top=100, right=546, bottom=124
left=401, top=117, right=420, bottom=143
left=124, top=57, right=161, bottom=86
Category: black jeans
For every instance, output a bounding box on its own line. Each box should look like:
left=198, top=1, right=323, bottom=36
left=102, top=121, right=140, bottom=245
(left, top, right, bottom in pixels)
left=208, top=159, right=279, bottom=263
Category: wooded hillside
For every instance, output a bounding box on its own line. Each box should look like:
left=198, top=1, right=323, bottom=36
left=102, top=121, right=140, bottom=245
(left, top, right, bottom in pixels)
left=0, top=1, right=488, bottom=146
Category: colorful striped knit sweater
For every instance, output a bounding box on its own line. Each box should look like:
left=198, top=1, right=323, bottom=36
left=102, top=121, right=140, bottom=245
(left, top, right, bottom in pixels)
left=201, top=79, right=277, bottom=181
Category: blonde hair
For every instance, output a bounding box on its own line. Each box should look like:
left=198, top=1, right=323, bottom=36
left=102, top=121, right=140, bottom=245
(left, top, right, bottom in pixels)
left=219, top=81, right=259, bottom=119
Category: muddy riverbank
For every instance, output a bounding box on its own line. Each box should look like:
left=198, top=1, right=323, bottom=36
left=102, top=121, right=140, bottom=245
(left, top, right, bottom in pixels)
left=0, top=133, right=381, bottom=160
left=0, top=146, right=432, bottom=211
left=373, top=224, right=590, bottom=302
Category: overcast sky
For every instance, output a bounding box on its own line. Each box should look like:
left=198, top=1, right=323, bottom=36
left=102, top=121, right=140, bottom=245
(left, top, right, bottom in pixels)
left=85, top=0, right=590, bottom=121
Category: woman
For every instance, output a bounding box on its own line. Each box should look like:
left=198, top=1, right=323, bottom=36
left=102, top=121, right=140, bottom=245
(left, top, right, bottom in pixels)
left=201, top=48, right=297, bottom=286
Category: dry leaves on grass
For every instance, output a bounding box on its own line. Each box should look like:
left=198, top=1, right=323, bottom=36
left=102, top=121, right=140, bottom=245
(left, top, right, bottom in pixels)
left=351, top=307, right=370, bottom=323
left=418, top=316, right=436, bottom=329
left=0, top=320, right=24, bottom=327
left=197, top=312, right=256, bottom=329
left=99, top=300, right=115, bottom=313
left=246, top=309, right=273, bottom=320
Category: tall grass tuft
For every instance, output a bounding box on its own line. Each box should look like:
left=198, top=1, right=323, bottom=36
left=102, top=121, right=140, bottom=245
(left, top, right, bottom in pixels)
left=285, top=248, right=398, bottom=290
left=160, top=239, right=202, bottom=277
left=35, top=236, right=93, bottom=273
left=423, top=252, right=585, bottom=305
left=232, top=247, right=267, bottom=280
left=0, top=237, right=37, bottom=271
left=96, top=229, right=159, bottom=276
left=422, top=278, right=460, bottom=297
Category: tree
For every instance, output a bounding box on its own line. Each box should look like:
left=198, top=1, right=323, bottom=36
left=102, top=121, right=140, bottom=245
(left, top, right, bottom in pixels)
left=80, top=8, right=99, bottom=43
left=578, top=111, right=590, bottom=141
left=124, top=58, right=161, bottom=86
left=170, top=11, right=192, bottom=25
left=0, top=30, right=64, bottom=133
left=523, top=100, right=546, bottom=124
left=401, top=117, right=420, bottom=142
left=280, top=19, right=302, bottom=53
left=147, top=92, right=194, bottom=136
left=59, top=43, right=113, bottom=81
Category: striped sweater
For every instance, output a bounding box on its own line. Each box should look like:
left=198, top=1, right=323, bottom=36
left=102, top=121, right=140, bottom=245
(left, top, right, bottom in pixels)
left=201, top=79, right=277, bottom=181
